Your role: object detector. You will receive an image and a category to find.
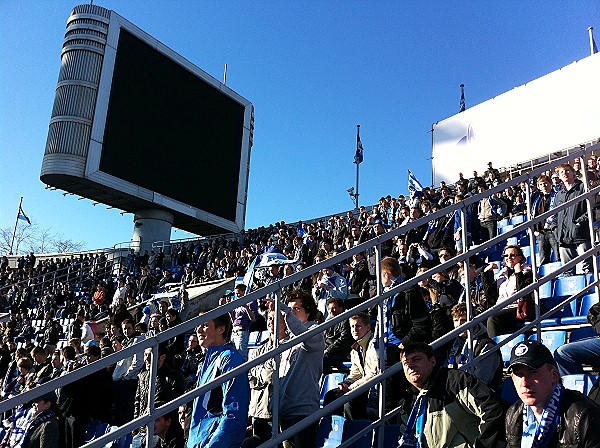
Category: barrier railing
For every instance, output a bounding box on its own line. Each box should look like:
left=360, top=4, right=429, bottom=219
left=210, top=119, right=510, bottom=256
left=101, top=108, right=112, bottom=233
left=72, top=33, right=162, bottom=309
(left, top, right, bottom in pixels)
left=0, top=253, right=117, bottom=299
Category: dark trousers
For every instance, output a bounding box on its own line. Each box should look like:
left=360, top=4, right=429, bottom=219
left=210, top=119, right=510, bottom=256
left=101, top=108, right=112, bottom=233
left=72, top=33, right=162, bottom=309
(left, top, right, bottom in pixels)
left=323, top=387, right=373, bottom=422
left=280, top=415, right=319, bottom=448
left=480, top=220, right=498, bottom=242
left=343, top=391, right=370, bottom=421
left=113, top=378, right=138, bottom=426
left=487, top=307, right=521, bottom=338
left=537, top=229, right=559, bottom=265
left=386, top=345, right=410, bottom=407
left=242, top=418, right=272, bottom=448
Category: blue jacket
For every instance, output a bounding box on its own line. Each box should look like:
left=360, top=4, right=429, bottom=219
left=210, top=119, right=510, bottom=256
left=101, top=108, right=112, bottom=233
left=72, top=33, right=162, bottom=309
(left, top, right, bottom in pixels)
left=187, top=344, right=250, bottom=448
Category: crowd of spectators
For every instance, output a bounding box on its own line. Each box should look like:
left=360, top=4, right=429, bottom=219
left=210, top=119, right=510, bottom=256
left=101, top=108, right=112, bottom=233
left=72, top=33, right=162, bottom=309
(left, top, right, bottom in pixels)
left=0, top=157, right=599, bottom=447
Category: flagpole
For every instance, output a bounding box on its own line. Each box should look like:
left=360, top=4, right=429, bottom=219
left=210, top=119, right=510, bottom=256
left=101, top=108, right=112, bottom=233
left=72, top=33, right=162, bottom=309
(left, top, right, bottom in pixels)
left=9, top=197, right=23, bottom=255
left=589, top=26, right=596, bottom=56
left=355, top=124, right=360, bottom=210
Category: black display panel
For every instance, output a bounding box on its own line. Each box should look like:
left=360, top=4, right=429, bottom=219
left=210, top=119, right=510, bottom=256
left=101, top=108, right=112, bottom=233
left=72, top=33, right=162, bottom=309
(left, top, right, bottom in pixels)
left=99, top=30, right=244, bottom=222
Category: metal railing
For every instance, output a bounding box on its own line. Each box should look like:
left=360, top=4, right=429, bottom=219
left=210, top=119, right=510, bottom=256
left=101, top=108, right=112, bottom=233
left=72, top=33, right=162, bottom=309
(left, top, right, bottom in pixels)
left=0, top=253, right=118, bottom=299
left=1, top=142, right=599, bottom=448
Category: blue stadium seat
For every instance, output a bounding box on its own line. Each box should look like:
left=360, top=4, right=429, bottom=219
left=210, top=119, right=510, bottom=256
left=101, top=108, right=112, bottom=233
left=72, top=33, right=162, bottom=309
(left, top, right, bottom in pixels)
left=537, top=279, right=553, bottom=300
left=500, top=377, right=520, bottom=405
left=342, top=419, right=373, bottom=448
left=110, top=432, right=132, bottom=448
left=538, top=262, right=562, bottom=277
left=525, top=280, right=559, bottom=326
left=320, top=373, right=346, bottom=406
left=85, top=420, right=101, bottom=442
left=538, top=296, right=575, bottom=326
left=569, top=327, right=596, bottom=343
left=372, top=424, right=401, bottom=448
left=492, top=334, right=526, bottom=367
left=506, top=237, right=518, bottom=246
left=85, top=420, right=109, bottom=443
left=539, top=275, right=588, bottom=325
left=510, top=215, right=526, bottom=226
left=528, top=330, right=567, bottom=353
left=562, top=374, right=598, bottom=395
left=498, top=224, right=514, bottom=235
left=94, top=422, right=110, bottom=440
left=520, top=245, right=532, bottom=260
left=517, top=234, right=532, bottom=249
left=248, top=330, right=268, bottom=348
left=553, top=275, right=587, bottom=297
left=561, top=294, right=599, bottom=325
left=497, top=218, right=510, bottom=229
left=316, top=415, right=346, bottom=448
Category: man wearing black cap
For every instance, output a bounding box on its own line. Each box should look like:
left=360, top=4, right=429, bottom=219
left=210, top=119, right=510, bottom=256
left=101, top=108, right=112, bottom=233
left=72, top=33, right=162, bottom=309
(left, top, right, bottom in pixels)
left=506, top=340, right=600, bottom=448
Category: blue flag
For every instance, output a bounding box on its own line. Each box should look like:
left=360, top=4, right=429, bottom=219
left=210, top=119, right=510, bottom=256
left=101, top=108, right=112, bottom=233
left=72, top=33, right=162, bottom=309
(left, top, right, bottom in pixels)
left=593, top=36, right=598, bottom=54
left=354, top=133, right=364, bottom=164
left=408, top=169, right=424, bottom=193
left=459, top=84, right=466, bottom=112
left=18, top=205, right=31, bottom=225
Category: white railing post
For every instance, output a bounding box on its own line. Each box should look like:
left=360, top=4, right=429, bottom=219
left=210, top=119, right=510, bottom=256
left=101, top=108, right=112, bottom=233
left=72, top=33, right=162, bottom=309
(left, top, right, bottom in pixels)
left=580, top=155, right=600, bottom=298
left=459, top=202, right=474, bottom=367
left=271, top=289, right=281, bottom=440
left=524, top=181, right=541, bottom=339
left=144, top=341, right=159, bottom=447
left=374, top=243, right=385, bottom=448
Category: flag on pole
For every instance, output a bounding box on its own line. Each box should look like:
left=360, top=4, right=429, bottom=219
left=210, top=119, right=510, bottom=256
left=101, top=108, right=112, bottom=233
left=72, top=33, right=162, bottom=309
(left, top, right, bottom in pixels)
left=17, top=205, right=31, bottom=225
left=459, top=84, right=466, bottom=112
left=593, top=35, right=598, bottom=54
left=408, top=169, right=424, bottom=193
left=354, top=132, right=364, bottom=164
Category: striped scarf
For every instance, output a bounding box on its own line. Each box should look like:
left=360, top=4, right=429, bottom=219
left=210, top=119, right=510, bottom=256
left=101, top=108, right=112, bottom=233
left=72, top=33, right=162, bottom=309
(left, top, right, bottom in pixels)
left=522, top=383, right=564, bottom=448
left=399, top=389, right=428, bottom=447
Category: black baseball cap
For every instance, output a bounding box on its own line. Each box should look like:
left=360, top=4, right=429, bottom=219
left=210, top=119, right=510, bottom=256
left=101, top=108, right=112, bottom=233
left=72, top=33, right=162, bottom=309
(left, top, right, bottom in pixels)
left=508, top=340, right=557, bottom=372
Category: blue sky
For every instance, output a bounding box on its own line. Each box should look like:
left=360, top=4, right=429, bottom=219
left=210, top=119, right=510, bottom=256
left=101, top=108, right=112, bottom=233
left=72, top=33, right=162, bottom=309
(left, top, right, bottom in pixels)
left=1, top=1, right=599, bottom=251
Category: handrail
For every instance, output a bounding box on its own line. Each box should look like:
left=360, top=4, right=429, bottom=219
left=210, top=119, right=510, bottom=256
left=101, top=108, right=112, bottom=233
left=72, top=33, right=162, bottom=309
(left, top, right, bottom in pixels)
left=0, top=255, right=117, bottom=297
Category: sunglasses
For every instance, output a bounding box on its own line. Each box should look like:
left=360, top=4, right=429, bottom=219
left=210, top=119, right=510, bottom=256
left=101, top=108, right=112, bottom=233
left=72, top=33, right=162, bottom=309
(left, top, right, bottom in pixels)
left=503, top=253, right=520, bottom=258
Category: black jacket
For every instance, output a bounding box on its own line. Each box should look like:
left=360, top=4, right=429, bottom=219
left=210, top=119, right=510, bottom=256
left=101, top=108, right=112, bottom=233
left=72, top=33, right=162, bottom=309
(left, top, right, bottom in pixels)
left=555, top=180, right=590, bottom=245
left=390, top=286, right=432, bottom=346
left=506, top=388, right=600, bottom=448
left=347, top=258, right=372, bottom=297
left=469, top=269, right=498, bottom=313
left=156, top=421, right=185, bottom=448
left=135, top=364, right=185, bottom=421
left=324, top=319, right=353, bottom=361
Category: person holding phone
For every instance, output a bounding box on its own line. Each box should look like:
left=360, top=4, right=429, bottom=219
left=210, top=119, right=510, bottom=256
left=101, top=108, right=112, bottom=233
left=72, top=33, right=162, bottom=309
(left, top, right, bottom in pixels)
left=486, top=245, right=533, bottom=338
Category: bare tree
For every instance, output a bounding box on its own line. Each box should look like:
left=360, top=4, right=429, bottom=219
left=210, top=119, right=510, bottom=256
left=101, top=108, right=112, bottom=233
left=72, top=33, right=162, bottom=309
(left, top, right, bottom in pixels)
left=26, top=226, right=56, bottom=254
left=0, top=223, right=37, bottom=255
left=0, top=224, right=85, bottom=255
left=52, top=236, right=85, bottom=254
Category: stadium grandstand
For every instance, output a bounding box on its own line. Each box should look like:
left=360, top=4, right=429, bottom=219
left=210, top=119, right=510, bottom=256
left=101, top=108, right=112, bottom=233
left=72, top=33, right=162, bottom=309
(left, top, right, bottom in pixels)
left=1, top=142, right=600, bottom=447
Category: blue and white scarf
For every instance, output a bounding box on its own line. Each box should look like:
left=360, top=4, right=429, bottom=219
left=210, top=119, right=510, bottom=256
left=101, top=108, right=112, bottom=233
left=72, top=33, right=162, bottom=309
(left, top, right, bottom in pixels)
left=521, top=383, right=564, bottom=448
left=399, top=389, right=427, bottom=447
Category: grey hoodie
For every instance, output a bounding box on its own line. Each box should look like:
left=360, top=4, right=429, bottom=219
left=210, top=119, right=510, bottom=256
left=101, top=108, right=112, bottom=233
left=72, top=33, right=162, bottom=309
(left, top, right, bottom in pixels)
left=278, top=302, right=324, bottom=418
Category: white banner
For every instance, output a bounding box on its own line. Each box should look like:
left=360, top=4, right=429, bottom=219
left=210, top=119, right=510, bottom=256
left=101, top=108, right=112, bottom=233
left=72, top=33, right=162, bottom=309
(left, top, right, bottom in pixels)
left=432, top=53, right=600, bottom=185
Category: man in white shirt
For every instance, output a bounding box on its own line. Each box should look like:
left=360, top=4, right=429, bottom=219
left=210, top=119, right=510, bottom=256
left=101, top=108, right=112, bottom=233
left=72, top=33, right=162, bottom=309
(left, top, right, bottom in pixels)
left=112, top=319, right=145, bottom=425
